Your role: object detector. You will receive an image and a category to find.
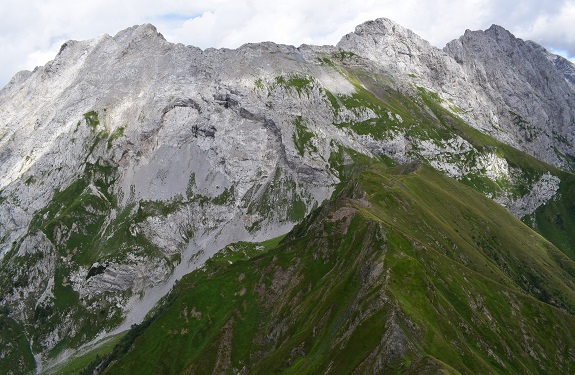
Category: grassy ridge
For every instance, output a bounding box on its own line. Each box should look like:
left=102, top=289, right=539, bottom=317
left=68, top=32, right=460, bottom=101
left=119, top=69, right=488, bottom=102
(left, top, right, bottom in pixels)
left=95, top=162, right=575, bottom=374
left=325, top=59, right=575, bottom=262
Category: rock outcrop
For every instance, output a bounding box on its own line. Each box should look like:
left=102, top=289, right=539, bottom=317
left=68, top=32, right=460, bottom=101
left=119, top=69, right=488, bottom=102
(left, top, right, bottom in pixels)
left=338, top=18, right=575, bottom=170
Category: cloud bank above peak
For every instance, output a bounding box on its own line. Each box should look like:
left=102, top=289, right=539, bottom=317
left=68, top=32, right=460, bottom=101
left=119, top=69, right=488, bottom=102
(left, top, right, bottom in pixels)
left=1, top=0, right=574, bottom=87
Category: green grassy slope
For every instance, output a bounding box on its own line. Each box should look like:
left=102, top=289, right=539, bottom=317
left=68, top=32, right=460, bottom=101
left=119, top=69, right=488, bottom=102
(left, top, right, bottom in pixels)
left=321, top=54, right=575, bottom=261
left=92, top=162, right=575, bottom=374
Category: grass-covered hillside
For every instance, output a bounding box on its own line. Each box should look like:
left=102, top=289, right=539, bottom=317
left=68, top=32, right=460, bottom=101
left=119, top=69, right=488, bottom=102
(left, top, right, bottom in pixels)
left=85, top=161, right=575, bottom=374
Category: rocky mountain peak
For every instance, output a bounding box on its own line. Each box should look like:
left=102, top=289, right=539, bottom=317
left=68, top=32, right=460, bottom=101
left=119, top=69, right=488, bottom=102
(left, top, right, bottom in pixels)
left=336, top=17, right=435, bottom=66
left=448, top=23, right=525, bottom=60
left=344, top=17, right=421, bottom=40
left=111, top=23, right=166, bottom=44
left=444, top=22, right=575, bottom=169
left=485, top=23, right=515, bottom=41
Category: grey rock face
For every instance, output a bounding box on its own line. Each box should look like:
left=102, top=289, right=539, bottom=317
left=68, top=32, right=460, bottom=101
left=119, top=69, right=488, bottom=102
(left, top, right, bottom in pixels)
left=444, top=25, right=575, bottom=169
left=336, top=18, right=499, bottom=135
left=338, top=18, right=575, bottom=170
left=0, top=24, right=361, bottom=368
left=496, top=172, right=561, bottom=218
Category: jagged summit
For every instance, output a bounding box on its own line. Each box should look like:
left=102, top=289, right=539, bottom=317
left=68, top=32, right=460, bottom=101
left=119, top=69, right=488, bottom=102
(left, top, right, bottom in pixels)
left=339, top=17, right=425, bottom=41
left=336, top=17, right=435, bottom=65
left=444, top=21, right=575, bottom=166
left=457, top=24, right=517, bottom=51
left=446, top=23, right=526, bottom=57
left=485, top=23, right=515, bottom=38
left=337, top=18, right=575, bottom=169
left=109, top=23, right=167, bottom=48
left=114, top=23, right=163, bottom=37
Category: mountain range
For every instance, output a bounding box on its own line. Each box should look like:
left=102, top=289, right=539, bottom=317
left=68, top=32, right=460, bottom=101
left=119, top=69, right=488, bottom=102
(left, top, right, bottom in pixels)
left=1, top=17, right=575, bottom=374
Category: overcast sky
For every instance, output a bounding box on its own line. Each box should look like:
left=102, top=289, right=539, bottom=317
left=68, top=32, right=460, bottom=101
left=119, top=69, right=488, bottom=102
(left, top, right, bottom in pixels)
left=1, top=0, right=574, bottom=87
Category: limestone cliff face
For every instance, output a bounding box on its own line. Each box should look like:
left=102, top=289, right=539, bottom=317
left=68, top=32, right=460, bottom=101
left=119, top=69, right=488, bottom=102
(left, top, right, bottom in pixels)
left=0, top=25, right=375, bottom=369
left=336, top=19, right=502, bottom=137
left=337, top=18, right=575, bottom=170
left=0, top=19, right=574, bottom=372
left=444, top=25, right=575, bottom=169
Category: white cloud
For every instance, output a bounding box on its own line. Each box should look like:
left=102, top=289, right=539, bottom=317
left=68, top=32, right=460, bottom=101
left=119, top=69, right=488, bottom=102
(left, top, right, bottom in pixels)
left=519, top=1, right=575, bottom=59
left=1, top=0, right=574, bottom=87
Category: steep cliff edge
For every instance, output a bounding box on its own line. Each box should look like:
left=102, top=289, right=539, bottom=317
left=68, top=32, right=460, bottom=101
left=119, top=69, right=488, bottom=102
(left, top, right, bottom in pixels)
left=444, top=25, right=575, bottom=169
left=338, top=18, right=575, bottom=170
